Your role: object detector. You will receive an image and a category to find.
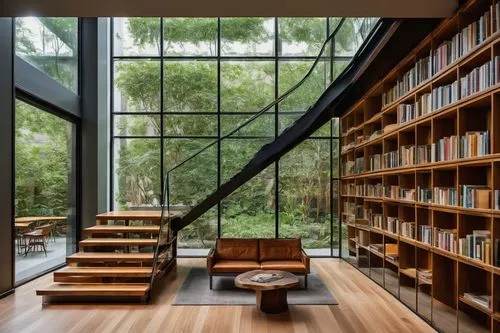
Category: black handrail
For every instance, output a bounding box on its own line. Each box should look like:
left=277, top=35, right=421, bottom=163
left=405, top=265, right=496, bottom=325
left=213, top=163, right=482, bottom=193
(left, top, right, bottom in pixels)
left=164, top=17, right=347, bottom=176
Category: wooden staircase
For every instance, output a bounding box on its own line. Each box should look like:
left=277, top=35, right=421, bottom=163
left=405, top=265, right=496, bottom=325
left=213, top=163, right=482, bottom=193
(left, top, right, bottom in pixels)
left=36, top=212, right=176, bottom=303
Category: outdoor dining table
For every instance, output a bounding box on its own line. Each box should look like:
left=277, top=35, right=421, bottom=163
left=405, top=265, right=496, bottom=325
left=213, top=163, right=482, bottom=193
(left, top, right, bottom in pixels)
left=14, top=216, right=67, bottom=229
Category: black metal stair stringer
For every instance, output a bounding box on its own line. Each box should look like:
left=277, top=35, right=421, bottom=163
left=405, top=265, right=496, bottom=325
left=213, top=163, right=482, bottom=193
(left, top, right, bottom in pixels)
left=171, top=18, right=438, bottom=232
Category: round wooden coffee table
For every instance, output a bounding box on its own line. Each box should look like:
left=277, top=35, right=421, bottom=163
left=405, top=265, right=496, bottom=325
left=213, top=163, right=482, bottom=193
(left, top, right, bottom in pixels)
left=235, top=270, right=299, bottom=314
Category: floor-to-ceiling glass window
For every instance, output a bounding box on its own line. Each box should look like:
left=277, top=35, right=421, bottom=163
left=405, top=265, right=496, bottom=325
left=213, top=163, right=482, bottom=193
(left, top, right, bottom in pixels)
left=111, top=17, right=376, bottom=256
left=14, top=17, right=79, bottom=283
left=14, top=100, right=77, bottom=283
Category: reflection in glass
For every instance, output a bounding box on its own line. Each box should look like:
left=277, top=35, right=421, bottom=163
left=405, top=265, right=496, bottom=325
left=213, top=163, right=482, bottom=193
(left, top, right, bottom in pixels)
left=113, top=138, right=161, bottom=209
left=15, top=100, right=76, bottom=283
left=16, top=17, right=78, bottom=92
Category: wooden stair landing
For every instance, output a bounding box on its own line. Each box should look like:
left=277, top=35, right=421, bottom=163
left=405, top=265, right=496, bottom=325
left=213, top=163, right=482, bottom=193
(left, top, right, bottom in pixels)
left=36, top=283, right=150, bottom=297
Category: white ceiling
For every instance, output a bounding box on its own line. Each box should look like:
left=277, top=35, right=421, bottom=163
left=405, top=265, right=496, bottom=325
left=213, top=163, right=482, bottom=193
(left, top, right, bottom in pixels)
left=3, top=0, right=457, bottom=18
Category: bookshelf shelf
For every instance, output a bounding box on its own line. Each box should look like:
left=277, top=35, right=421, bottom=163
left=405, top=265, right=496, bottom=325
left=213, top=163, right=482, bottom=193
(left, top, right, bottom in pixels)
left=340, top=1, right=500, bottom=331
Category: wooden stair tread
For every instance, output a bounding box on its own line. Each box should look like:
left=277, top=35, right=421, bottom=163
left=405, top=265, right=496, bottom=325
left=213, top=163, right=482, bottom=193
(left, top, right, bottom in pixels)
left=84, top=225, right=160, bottom=234
left=36, top=283, right=150, bottom=296
left=67, top=252, right=154, bottom=262
left=79, top=238, right=157, bottom=246
left=55, top=267, right=152, bottom=277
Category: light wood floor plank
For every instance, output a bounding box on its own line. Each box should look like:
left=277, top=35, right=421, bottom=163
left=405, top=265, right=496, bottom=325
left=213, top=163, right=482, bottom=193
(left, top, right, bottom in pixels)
left=0, top=258, right=436, bottom=333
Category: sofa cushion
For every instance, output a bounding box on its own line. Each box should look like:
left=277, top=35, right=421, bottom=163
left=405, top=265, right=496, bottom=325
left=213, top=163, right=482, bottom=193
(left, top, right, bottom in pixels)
left=212, top=260, right=260, bottom=273
left=259, top=239, right=302, bottom=261
left=260, top=260, right=307, bottom=273
left=216, top=238, right=258, bottom=261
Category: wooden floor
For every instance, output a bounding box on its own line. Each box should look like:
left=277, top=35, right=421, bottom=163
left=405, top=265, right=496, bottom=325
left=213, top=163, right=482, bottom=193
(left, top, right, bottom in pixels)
left=0, top=258, right=436, bottom=333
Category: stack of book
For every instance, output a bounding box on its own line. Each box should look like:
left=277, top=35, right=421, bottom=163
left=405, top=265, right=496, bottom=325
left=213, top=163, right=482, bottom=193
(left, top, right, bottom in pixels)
left=385, top=185, right=400, bottom=199
left=366, top=183, right=383, bottom=197
left=400, top=221, right=416, bottom=239
left=433, top=187, right=457, bottom=206
left=371, top=214, right=383, bottom=229
left=383, top=150, right=399, bottom=168
left=382, top=84, right=400, bottom=106
left=386, top=217, right=399, bottom=234
left=432, top=135, right=459, bottom=162
left=416, top=93, right=432, bottom=117
left=415, top=53, right=432, bottom=85
left=417, top=186, right=432, bottom=203
left=460, top=185, right=491, bottom=209
left=417, top=269, right=432, bottom=285
left=400, top=145, right=415, bottom=166
left=385, top=244, right=399, bottom=261
left=495, top=190, right=500, bottom=210
left=431, top=81, right=458, bottom=111
left=399, top=187, right=415, bottom=201
left=458, top=230, right=491, bottom=264
left=460, top=60, right=495, bottom=98
left=420, top=225, right=432, bottom=245
left=416, top=144, right=432, bottom=164
left=355, top=157, right=364, bottom=174
left=397, top=104, right=415, bottom=124
left=459, top=131, right=489, bottom=158
left=432, top=38, right=460, bottom=74
left=462, top=293, right=491, bottom=309
left=434, top=227, right=457, bottom=253
left=368, top=130, right=383, bottom=141
left=369, top=243, right=384, bottom=254
left=369, top=154, right=382, bottom=171
left=356, top=205, right=371, bottom=221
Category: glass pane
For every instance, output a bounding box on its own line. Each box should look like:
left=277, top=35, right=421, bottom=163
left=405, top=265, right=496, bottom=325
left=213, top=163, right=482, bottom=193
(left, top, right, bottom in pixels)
left=279, top=18, right=327, bottom=56
left=113, top=138, right=161, bottom=209
left=114, top=60, right=161, bottom=112
left=221, top=18, right=274, bottom=56
left=177, top=207, right=217, bottom=256
left=113, top=17, right=161, bottom=56
left=279, top=113, right=330, bottom=137
left=221, top=113, right=274, bottom=137
left=332, top=179, right=340, bottom=256
left=332, top=118, right=340, bottom=137
left=221, top=139, right=272, bottom=182
left=164, top=61, right=217, bottom=113
left=221, top=61, right=275, bottom=113
left=335, top=18, right=378, bottom=57
left=279, top=139, right=331, bottom=254
left=15, top=100, right=76, bottom=283
left=332, top=139, right=339, bottom=178
left=16, top=17, right=78, bottom=92
left=332, top=60, right=349, bottom=81
left=221, top=166, right=275, bottom=238
left=164, top=114, right=217, bottom=137
left=114, top=115, right=161, bottom=136
left=163, top=18, right=218, bottom=56
left=278, top=60, right=329, bottom=112
left=165, top=138, right=217, bottom=204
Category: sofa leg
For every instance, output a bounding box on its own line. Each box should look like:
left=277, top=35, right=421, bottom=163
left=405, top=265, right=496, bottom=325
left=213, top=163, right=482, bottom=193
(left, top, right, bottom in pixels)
left=304, top=275, right=308, bottom=289
left=210, top=276, right=213, bottom=290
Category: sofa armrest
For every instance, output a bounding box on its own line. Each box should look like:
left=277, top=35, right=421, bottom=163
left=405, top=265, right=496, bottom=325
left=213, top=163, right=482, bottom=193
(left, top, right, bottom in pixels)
left=301, top=249, right=310, bottom=273
left=207, top=248, right=216, bottom=274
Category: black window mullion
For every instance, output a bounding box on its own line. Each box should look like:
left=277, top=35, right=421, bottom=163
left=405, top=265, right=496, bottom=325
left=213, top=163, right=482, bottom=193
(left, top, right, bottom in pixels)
left=217, top=17, right=222, bottom=238
left=274, top=17, right=279, bottom=240
left=160, top=18, right=165, bottom=206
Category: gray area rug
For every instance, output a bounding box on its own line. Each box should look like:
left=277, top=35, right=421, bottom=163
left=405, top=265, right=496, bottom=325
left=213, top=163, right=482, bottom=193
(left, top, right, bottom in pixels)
left=173, top=267, right=338, bottom=305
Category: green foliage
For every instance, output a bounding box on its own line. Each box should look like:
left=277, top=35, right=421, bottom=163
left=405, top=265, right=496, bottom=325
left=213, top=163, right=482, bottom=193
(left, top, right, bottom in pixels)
left=15, top=101, right=72, bottom=217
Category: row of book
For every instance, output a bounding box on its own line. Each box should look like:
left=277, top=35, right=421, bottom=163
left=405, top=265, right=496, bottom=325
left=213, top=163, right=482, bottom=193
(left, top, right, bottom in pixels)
left=384, top=185, right=415, bottom=201
left=397, top=104, right=415, bottom=124
left=383, top=150, right=399, bottom=168
left=381, top=2, right=499, bottom=108
left=342, top=183, right=356, bottom=196
left=416, top=144, right=432, bottom=164
left=460, top=58, right=499, bottom=98
left=417, top=186, right=432, bottom=203
left=420, top=225, right=432, bottom=245
left=431, top=80, right=459, bottom=111
left=434, top=187, right=457, bottom=206
left=343, top=201, right=356, bottom=216
left=369, top=154, right=382, bottom=171
left=416, top=93, right=432, bottom=118
left=431, top=131, right=490, bottom=162
left=386, top=217, right=399, bottom=234
left=371, top=213, right=383, bottom=229
left=458, top=230, right=491, bottom=264
left=495, top=190, right=500, bottom=210
left=434, top=228, right=457, bottom=253
left=400, top=221, right=416, bottom=239
left=400, top=145, right=415, bottom=167
left=460, top=185, right=490, bottom=209
left=352, top=183, right=383, bottom=197
left=417, top=269, right=432, bottom=285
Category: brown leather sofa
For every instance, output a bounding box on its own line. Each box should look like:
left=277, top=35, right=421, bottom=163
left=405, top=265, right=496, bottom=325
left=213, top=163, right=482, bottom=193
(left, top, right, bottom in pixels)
left=207, top=238, right=310, bottom=289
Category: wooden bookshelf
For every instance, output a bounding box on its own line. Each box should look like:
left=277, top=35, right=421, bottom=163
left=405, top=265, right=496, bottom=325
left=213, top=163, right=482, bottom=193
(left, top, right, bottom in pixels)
left=340, top=1, right=500, bottom=332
